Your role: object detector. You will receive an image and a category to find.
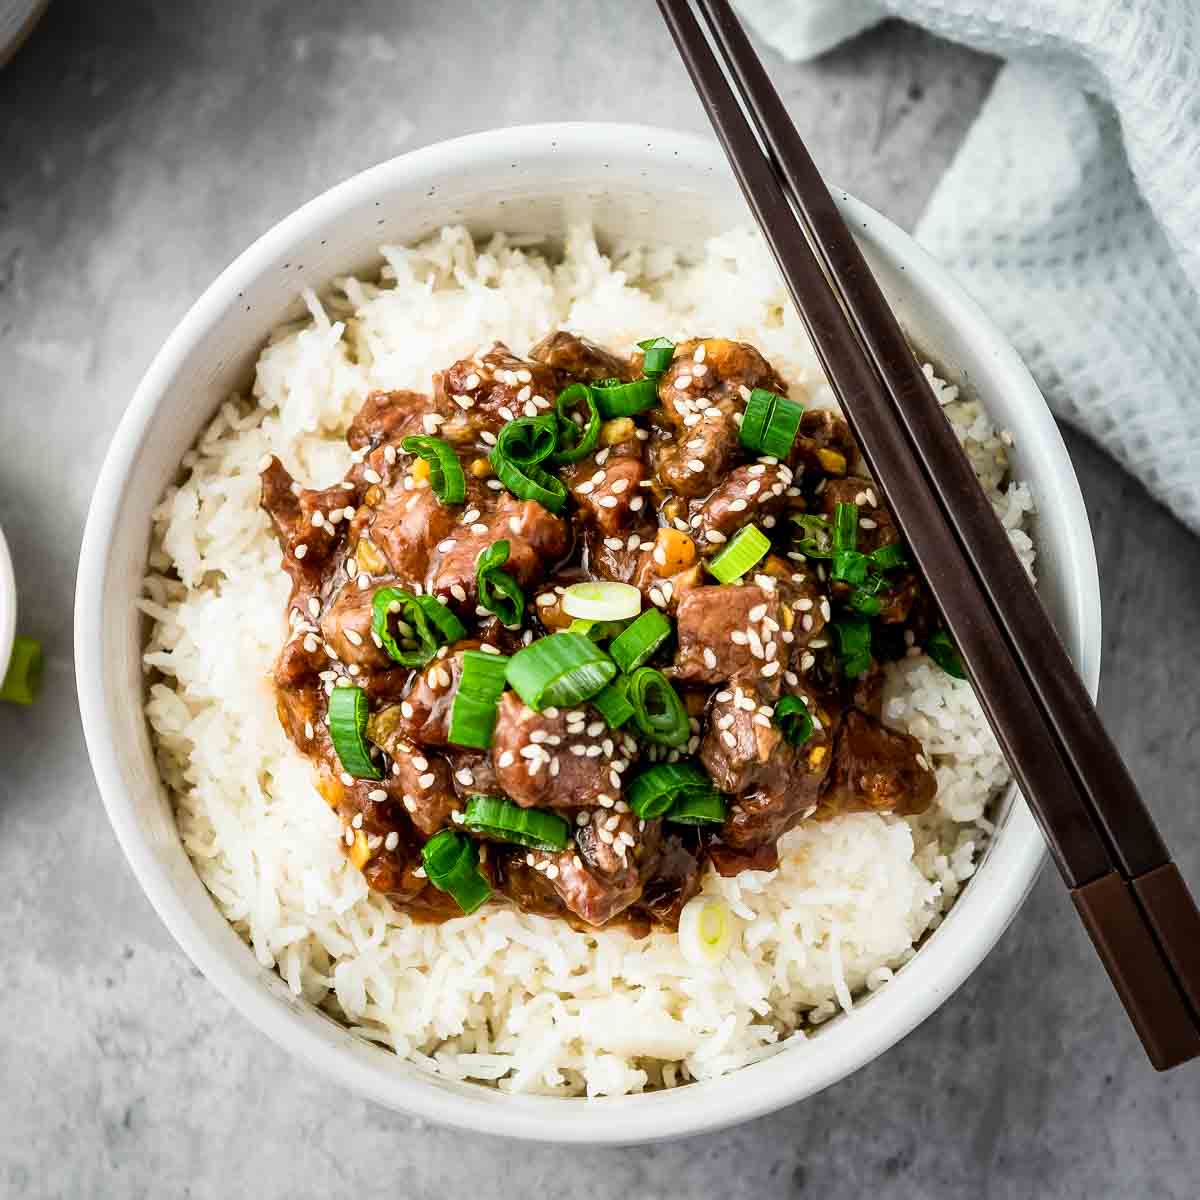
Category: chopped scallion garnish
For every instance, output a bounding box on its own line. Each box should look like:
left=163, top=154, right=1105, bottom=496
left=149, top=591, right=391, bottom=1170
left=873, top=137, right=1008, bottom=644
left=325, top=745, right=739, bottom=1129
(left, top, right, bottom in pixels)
left=833, top=614, right=872, bottom=678
left=475, top=540, right=525, bottom=627
left=739, top=388, right=804, bottom=458
left=505, top=632, right=616, bottom=711
left=609, top=609, right=672, bottom=673
left=550, top=383, right=601, bottom=465
left=0, top=636, right=43, bottom=706
left=591, top=677, right=635, bottom=728
left=420, top=829, right=492, bottom=914
left=870, top=542, right=908, bottom=571
left=560, top=580, right=642, bottom=622
left=637, top=336, right=676, bottom=376
left=832, top=501, right=858, bottom=552
left=624, top=666, right=690, bottom=747
left=591, top=377, right=659, bottom=420
left=447, top=648, right=511, bottom=749
left=489, top=414, right=567, bottom=512
left=463, top=795, right=569, bottom=851
left=372, top=587, right=466, bottom=667
left=627, top=762, right=717, bottom=820
left=773, top=695, right=815, bottom=747
left=927, top=629, right=967, bottom=680
left=400, top=435, right=466, bottom=504
left=706, top=523, right=770, bottom=583
left=666, top=789, right=727, bottom=826
left=328, top=685, right=382, bottom=780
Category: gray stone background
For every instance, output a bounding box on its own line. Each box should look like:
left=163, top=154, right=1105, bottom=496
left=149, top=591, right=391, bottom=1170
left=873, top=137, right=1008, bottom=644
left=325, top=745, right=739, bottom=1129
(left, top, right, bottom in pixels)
left=1, top=2, right=1197, bottom=1197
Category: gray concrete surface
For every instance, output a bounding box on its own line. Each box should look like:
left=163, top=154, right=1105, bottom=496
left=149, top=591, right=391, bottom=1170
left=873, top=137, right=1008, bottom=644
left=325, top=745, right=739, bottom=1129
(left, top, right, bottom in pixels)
left=1, top=2, right=1196, bottom=1197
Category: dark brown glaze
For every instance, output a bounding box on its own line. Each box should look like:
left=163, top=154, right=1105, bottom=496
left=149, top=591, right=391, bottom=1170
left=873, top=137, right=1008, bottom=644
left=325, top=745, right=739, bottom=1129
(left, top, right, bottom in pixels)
left=260, top=331, right=941, bottom=935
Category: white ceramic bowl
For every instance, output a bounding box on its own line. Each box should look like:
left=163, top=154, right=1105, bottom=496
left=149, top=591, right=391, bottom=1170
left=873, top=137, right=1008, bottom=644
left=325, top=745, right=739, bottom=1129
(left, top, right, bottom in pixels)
left=75, top=123, right=1101, bottom=1144
left=0, top=523, right=15, bottom=682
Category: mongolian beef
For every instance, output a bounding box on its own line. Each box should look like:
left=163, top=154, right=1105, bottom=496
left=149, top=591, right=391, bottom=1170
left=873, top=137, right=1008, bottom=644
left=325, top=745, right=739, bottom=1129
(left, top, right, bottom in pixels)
left=260, top=332, right=957, bottom=935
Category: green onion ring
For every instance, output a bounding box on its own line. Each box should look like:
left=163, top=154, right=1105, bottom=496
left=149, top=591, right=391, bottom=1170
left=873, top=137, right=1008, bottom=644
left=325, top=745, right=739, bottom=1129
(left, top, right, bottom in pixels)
left=400, top=435, right=466, bottom=504
left=328, top=685, right=383, bottom=779
left=463, top=795, right=569, bottom=851
left=625, top=666, right=690, bottom=747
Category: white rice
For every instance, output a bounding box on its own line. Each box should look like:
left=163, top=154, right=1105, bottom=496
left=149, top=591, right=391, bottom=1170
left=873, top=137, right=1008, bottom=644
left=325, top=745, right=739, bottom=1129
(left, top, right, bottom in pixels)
left=141, top=225, right=1035, bottom=1097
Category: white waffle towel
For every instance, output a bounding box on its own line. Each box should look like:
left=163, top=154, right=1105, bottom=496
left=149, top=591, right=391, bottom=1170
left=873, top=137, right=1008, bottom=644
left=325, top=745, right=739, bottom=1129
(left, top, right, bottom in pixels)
left=739, top=1, right=1200, bottom=530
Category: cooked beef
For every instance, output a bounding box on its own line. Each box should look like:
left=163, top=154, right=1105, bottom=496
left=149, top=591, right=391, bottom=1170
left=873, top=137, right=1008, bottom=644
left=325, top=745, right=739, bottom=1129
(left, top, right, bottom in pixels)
left=529, top=330, right=633, bottom=383
left=490, top=692, right=637, bottom=809
left=263, top=326, right=946, bottom=932
left=819, top=709, right=936, bottom=819
left=672, top=584, right=784, bottom=692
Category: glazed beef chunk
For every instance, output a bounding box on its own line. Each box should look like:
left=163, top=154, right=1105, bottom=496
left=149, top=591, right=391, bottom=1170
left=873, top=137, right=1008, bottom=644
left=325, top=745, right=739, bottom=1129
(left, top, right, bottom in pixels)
left=819, top=709, right=936, bottom=819
left=262, top=324, right=949, bottom=934
left=654, top=338, right=787, bottom=498
left=490, top=692, right=636, bottom=809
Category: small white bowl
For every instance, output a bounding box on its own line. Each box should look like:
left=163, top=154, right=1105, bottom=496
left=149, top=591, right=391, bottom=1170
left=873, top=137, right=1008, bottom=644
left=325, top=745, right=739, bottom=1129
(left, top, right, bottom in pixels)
left=75, top=124, right=1101, bottom=1144
left=0, top=522, right=15, bottom=683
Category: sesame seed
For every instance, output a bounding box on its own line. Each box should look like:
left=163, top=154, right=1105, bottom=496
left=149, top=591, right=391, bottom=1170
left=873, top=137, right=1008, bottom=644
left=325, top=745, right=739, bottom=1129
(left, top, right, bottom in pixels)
left=363, top=468, right=382, bottom=486
left=730, top=630, right=748, bottom=645
left=687, top=458, right=705, bottom=473
left=480, top=430, right=497, bottom=446
left=705, top=529, right=727, bottom=543
left=649, top=587, right=666, bottom=608
left=464, top=372, right=480, bottom=389
left=797, top=597, right=814, bottom=611
left=604, top=537, right=623, bottom=550
left=761, top=661, right=780, bottom=677
left=802, top=614, right=814, bottom=632
left=294, top=544, right=308, bottom=559
left=861, top=518, right=878, bottom=530
left=340, top=772, right=354, bottom=787
left=748, top=603, right=767, bottom=622
left=498, top=405, right=516, bottom=422
left=437, top=539, right=456, bottom=553
left=702, top=648, right=717, bottom=669
left=611, top=478, right=630, bottom=495
left=401, top=701, right=414, bottom=719
left=597, top=496, right=618, bottom=509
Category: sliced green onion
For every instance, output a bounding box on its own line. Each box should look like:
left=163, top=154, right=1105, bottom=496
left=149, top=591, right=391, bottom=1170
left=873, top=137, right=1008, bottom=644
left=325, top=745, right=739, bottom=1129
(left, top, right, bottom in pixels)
left=790, top=513, right=834, bottom=559
left=0, top=636, right=43, bottom=706
left=833, top=501, right=858, bottom=552
left=666, top=790, right=727, bottom=826
left=567, top=617, right=630, bottom=642
left=550, top=383, right=601, bottom=465
left=927, top=629, right=967, bottom=680
left=505, top=632, right=616, bottom=711
left=463, top=795, right=569, bottom=851
left=870, top=542, right=908, bottom=571
left=739, top=390, right=772, bottom=453
left=591, top=677, right=635, bottom=728
left=609, top=609, right=672, bottom=673
left=459, top=648, right=510, bottom=698
left=627, top=762, right=715, bottom=820
left=420, top=829, right=492, bottom=915
left=707, top=523, right=771, bottom=583
left=561, top=580, right=641, bottom=622
left=447, top=693, right=500, bottom=750
left=328, top=685, right=382, bottom=779
left=493, top=414, right=557, bottom=466
left=761, top=396, right=804, bottom=459
left=475, top=540, right=525, bottom=626
left=416, top=593, right=468, bottom=642
left=637, top=336, right=676, bottom=376
left=833, top=614, right=872, bottom=678
left=773, top=696, right=815, bottom=747
left=739, top=388, right=804, bottom=458
left=490, top=453, right=568, bottom=513
left=832, top=548, right=868, bottom=585
left=625, top=667, right=690, bottom=747
left=400, top=435, right=466, bottom=504
left=847, top=589, right=883, bottom=617
left=372, top=587, right=466, bottom=667
left=448, top=648, right=511, bottom=749
left=592, top=377, right=659, bottom=419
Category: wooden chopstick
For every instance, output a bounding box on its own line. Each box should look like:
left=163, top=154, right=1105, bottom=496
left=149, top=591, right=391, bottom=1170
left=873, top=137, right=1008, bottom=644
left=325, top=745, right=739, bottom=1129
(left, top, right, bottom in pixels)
left=691, top=0, right=1200, bottom=1031
left=657, top=0, right=1200, bottom=1068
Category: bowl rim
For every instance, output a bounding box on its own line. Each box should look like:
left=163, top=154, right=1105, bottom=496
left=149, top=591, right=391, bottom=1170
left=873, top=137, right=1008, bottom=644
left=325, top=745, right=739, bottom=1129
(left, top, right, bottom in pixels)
left=75, top=121, right=1101, bottom=1144
left=0, top=522, right=15, bottom=685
